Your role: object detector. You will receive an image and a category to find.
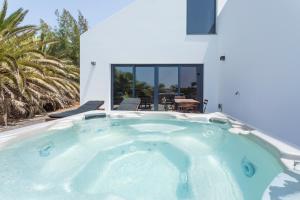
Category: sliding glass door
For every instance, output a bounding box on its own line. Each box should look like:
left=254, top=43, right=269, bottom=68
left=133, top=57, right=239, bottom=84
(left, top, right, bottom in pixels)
left=112, top=65, right=203, bottom=111
left=135, top=67, right=155, bottom=111
left=158, top=67, right=179, bottom=111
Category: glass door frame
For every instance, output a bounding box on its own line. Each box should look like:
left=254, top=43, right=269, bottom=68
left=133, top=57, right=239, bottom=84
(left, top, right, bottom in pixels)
left=111, top=64, right=204, bottom=111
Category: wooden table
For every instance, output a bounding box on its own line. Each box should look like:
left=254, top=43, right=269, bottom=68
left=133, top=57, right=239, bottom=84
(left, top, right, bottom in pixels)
left=174, top=99, right=200, bottom=112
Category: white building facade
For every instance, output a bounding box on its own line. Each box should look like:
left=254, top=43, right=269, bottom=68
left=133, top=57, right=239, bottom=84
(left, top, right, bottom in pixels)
left=80, top=0, right=300, bottom=148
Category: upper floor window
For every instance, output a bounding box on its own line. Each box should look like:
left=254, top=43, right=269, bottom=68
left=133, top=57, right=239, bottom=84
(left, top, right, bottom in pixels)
left=187, top=0, right=216, bottom=35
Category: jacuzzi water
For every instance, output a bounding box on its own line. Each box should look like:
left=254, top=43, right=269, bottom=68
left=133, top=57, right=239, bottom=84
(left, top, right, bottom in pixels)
left=0, top=114, right=284, bottom=200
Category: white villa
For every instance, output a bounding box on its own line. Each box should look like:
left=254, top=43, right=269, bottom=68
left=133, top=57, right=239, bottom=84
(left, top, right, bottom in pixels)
left=80, top=0, right=300, bottom=149
left=1, top=0, right=300, bottom=199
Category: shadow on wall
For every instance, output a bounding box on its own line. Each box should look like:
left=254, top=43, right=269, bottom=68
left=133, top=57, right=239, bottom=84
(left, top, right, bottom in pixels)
left=199, top=0, right=230, bottom=113
left=81, top=65, right=96, bottom=102
left=204, top=0, right=300, bottom=149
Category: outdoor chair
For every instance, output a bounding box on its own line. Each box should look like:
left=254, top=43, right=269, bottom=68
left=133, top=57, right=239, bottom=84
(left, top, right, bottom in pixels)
left=203, top=99, right=208, bottom=113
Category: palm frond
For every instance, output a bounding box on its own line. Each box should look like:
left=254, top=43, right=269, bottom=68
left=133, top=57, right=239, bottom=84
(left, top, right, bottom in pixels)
left=0, top=0, right=7, bottom=26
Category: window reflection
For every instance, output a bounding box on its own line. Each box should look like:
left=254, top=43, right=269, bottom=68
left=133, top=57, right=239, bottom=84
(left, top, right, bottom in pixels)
left=187, top=0, right=216, bottom=34
left=158, top=67, right=178, bottom=111
left=135, top=67, right=155, bottom=110
left=180, top=67, right=197, bottom=99
left=113, top=66, right=133, bottom=109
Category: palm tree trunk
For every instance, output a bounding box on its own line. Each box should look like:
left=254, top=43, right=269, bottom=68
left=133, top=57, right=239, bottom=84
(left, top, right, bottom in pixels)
left=0, top=90, right=8, bottom=127
left=3, top=106, right=7, bottom=127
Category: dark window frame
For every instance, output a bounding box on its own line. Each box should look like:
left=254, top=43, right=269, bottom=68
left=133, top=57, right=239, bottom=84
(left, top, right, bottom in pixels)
left=111, top=64, right=204, bottom=111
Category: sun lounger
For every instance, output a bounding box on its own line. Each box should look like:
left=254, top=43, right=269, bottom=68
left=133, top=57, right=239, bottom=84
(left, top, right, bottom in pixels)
left=48, top=101, right=104, bottom=118
left=117, top=98, right=141, bottom=111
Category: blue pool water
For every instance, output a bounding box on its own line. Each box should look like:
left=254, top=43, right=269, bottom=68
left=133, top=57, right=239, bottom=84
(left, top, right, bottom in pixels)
left=0, top=115, right=283, bottom=200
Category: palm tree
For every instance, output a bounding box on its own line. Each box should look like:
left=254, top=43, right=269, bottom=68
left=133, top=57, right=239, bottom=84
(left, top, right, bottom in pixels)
left=0, top=0, right=79, bottom=126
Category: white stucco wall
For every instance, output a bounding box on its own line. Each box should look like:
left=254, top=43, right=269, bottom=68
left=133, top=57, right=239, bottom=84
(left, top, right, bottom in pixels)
left=209, top=0, right=300, bottom=148
left=81, top=0, right=300, bottom=147
left=80, top=0, right=219, bottom=112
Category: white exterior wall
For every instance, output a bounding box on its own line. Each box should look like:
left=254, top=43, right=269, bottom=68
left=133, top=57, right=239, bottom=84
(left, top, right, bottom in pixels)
left=81, top=0, right=300, bottom=147
left=80, top=0, right=219, bottom=112
left=207, top=0, right=300, bottom=148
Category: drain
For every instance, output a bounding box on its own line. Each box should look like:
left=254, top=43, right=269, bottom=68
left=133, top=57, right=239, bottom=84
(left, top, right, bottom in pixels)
left=241, top=157, right=256, bottom=177
left=39, top=142, right=55, bottom=157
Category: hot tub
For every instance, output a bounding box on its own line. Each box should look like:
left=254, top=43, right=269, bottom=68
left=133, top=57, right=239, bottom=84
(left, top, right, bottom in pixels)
left=0, top=112, right=299, bottom=200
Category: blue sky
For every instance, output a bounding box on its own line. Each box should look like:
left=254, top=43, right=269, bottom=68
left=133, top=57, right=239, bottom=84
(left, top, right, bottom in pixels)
left=7, top=0, right=133, bottom=28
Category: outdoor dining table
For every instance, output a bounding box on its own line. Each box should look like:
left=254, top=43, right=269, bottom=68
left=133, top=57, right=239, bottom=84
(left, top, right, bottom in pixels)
left=174, top=99, right=200, bottom=112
